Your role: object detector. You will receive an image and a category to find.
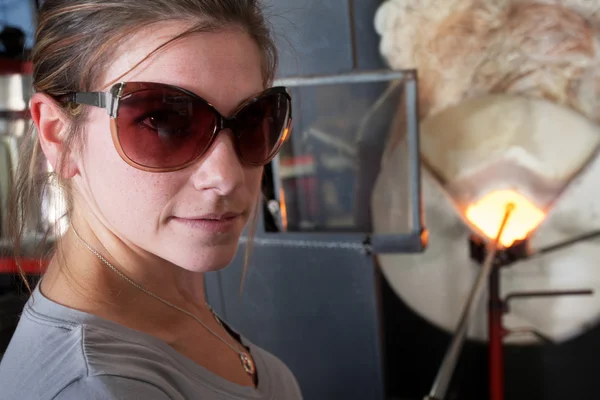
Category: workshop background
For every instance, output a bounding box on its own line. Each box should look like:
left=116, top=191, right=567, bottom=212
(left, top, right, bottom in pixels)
left=3, top=1, right=600, bottom=400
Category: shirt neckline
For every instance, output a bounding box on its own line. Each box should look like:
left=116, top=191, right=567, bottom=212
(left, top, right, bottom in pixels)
left=28, top=283, right=272, bottom=399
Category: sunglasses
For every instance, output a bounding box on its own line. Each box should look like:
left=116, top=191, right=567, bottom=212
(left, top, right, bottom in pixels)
left=60, top=82, right=292, bottom=172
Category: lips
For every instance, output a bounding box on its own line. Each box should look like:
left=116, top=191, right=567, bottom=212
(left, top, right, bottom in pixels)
left=170, top=212, right=242, bottom=234
left=192, top=212, right=241, bottom=221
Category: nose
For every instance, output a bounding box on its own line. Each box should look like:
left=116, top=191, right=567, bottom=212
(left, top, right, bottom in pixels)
left=190, top=130, right=244, bottom=195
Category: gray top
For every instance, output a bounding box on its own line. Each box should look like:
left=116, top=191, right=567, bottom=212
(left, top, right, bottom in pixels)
left=0, top=286, right=303, bottom=400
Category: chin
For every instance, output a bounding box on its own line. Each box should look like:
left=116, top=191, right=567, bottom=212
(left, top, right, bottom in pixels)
left=165, top=241, right=241, bottom=274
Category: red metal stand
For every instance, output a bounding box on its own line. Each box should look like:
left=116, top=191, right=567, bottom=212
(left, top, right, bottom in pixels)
left=485, top=241, right=593, bottom=400
left=488, top=265, right=505, bottom=400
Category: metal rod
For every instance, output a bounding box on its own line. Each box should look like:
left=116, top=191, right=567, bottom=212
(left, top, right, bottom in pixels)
left=305, top=127, right=357, bottom=156
left=405, top=72, right=425, bottom=244
left=532, top=230, right=600, bottom=257
left=273, top=69, right=410, bottom=87
left=504, top=289, right=594, bottom=307
left=424, top=203, right=515, bottom=400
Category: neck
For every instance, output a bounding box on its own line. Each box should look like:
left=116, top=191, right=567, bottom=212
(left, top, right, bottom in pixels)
left=41, top=216, right=208, bottom=323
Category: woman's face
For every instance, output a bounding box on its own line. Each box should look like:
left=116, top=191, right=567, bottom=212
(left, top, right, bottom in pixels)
left=73, top=24, right=265, bottom=273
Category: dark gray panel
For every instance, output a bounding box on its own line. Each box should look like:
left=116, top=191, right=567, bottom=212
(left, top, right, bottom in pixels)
left=203, top=271, right=227, bottom=319
left=264, top=0, right=355, bottom=77
left=208, top=232, right=384, bottom=400
left=205, top=2, right=392, bottom=400
left=350, top=0, right=388, bottom=70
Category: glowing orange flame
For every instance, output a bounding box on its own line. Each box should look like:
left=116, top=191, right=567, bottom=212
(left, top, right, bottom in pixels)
left=465, top=190, right=546, bottom=247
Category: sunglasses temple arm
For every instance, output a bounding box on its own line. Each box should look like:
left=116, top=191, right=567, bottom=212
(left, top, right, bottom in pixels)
left=72, top=92, right=118, bottom=117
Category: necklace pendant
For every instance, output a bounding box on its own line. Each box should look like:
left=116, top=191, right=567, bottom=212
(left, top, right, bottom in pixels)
left=240, top=352, right=256, bottom=375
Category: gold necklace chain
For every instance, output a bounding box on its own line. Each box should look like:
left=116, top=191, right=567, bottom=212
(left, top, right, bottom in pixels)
left=71, top=227, right=256, bottom=377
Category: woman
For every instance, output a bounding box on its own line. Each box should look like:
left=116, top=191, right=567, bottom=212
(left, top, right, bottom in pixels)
left=0, top=1, right=301, bottom=399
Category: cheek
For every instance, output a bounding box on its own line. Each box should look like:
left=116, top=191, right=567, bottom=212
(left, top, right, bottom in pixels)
left=80, top=117, right=179, bottom=234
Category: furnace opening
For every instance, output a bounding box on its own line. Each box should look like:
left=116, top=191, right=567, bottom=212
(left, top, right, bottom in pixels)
left=465, top=190, right=546, bottom=247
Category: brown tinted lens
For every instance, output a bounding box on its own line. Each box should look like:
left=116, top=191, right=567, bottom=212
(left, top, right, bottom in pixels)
left=116, top=87, right=217, bottom=169
left=235, top=92, right=290, bottom=165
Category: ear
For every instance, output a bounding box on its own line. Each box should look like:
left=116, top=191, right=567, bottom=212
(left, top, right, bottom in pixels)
left=30, top=93, right=78, bottom=178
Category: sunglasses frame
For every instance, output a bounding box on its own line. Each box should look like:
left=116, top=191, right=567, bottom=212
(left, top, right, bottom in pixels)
left=61, top=82, right=292, bottom=172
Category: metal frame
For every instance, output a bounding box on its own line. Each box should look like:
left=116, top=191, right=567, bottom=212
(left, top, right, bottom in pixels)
left=274, top=69, right=411, bottom=87
left=270, top=69, right=426, bottom=254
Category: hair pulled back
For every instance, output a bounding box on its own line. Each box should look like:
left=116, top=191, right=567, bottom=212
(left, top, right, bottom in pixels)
left=10, top=0, right=278, bottom=289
